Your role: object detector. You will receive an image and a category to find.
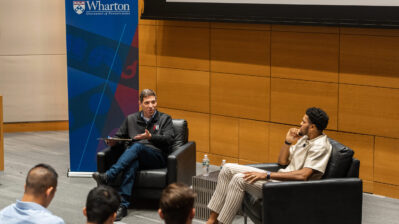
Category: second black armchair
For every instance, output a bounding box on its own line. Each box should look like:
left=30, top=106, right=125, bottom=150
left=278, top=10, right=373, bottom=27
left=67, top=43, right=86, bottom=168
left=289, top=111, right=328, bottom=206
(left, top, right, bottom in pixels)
left=242, top=138, right=362, bottom=224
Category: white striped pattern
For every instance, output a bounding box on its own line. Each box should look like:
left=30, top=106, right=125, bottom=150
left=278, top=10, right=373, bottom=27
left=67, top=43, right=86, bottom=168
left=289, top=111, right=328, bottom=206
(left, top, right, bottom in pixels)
left=207, top=163, right=268, bottom=224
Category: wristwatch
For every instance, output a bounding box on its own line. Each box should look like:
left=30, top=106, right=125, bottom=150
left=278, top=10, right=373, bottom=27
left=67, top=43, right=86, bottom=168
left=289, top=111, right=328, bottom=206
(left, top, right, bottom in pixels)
left=266, top=171, right=271, bottom=180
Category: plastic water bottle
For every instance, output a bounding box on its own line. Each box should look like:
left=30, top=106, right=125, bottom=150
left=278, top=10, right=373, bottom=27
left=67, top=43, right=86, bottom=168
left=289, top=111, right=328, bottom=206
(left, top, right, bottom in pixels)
left=220, top=159, right=226, bottom=170
left=202, top=154, right=210, bottom=176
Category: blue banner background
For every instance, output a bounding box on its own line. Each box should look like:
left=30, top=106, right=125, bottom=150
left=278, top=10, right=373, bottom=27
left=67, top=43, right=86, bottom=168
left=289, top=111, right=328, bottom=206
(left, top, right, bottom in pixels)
left=65, top=0, right=138, bottom=172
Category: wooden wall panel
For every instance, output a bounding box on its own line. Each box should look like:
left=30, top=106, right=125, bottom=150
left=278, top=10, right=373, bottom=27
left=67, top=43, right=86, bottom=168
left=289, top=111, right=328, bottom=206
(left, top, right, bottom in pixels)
left=340, top=27, right=399, bottom=37
left=374, top=182, right=399, bottom=199
left=157, top=26, right=209, bottom=71
left=139, top=25, right=157, bottom=66
left=270, top=78, right=338, bottom=130
left=211, top=73, right=270, bottom=120
left=271, top=31, right=339, bottom=82
left=157, top=67, right=209, bottom=113
left=137, top=20, right=399, bottom=199
left=340, top=35, right=399, bottom=89
left=239, top=119, right=269, bottom=163
left=239, top=159, right=260, bottom=165
left=339, top=84, right=399, bottom=138
left=363, top=180, right=374, bottom=194
left=211, top=22, right=271, bottom=31
left=139, top=66, right=157, bottom=91
left=197, top=151, right=238, bottom=165
left=211, top=28, right=270, bottom=76
left=210, top=115, right=239, bottom=158
left=268, top=123, right=292, bottom=163
left=158, top=107, right=210, bottom=153
left=4, top=121, right=68, bottom=132
left=325, top=131, right=374, bottom=181
left=158, top=20, right=209, bottom=28
left=272, top=25, right=339, bottom=34
left=375, top=137, right=399, bottom=186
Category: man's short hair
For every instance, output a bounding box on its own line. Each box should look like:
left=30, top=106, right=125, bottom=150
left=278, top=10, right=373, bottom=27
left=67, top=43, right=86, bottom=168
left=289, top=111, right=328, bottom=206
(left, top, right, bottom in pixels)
left=139, top=89, right=156, bottom=102
left=306, top=107, right=329, bottom=132
left=159, top=183, right=196, bottom=224
left=85, top=186, right=120, bottom=224
left=25, top=163, right=58, bottom=195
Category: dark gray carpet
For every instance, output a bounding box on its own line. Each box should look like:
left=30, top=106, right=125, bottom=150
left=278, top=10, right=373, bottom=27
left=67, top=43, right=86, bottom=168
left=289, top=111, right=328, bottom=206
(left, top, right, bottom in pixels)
left=0, top=131, right=398, bottom=224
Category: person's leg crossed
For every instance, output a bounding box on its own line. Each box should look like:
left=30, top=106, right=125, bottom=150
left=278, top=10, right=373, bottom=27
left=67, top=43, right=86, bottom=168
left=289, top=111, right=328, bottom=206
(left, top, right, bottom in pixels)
left=106, top=143, right=145, bottom=179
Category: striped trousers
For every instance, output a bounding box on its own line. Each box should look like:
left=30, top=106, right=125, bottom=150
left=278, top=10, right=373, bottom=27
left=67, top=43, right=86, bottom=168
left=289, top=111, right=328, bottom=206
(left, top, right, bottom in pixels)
left=207, top=163, right=269, bottom=224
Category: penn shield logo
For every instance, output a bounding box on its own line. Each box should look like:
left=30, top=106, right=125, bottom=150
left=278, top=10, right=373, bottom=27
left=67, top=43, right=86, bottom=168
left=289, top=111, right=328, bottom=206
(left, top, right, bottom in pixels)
left=73, top=1, right=85, bottom=15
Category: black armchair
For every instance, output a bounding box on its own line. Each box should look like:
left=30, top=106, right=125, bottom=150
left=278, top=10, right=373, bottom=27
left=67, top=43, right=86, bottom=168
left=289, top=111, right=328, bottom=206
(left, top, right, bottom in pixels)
left=96, top=119, right=196, bottom=200
left=242, top=138, right=363, bottom=224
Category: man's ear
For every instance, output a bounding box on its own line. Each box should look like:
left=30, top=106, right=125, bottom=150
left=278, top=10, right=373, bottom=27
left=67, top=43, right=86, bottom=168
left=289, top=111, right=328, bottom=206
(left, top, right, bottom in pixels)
left=310, top=123, right=317, bottom=130
left=83, top=207, right=87, bottom=217
left=158, top=209, right=164, bottom=220
left=46, top=186, right=55, bottom=197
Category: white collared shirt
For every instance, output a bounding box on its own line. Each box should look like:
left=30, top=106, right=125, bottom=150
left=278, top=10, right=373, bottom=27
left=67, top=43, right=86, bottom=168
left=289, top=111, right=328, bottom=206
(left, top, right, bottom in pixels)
left=278, top=134, right=332, bottom=180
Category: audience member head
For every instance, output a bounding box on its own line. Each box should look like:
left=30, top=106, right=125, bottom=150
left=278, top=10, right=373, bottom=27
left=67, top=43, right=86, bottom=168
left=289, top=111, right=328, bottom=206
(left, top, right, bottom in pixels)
left=305, top=107, right=329, bottom=132
left=158, top=183, right=196, bottom=224
left=84, top=186, right=121, bottom=224
left=23, top=163, right=58, bottom=208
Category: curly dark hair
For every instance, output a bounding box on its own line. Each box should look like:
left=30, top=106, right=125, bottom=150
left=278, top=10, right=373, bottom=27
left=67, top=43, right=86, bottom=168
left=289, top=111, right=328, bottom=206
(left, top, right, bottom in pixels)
left=306, top=107, right=329, bottom=132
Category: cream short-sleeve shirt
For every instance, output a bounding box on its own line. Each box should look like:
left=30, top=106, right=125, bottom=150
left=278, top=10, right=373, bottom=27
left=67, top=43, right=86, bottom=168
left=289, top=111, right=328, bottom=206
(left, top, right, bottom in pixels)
left=278, top=134, right=332, bottom=180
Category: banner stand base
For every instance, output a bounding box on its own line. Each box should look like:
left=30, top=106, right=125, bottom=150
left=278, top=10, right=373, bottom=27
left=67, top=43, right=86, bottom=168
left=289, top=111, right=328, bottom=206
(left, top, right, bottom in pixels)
left=67, top=169, right=94, bottom=178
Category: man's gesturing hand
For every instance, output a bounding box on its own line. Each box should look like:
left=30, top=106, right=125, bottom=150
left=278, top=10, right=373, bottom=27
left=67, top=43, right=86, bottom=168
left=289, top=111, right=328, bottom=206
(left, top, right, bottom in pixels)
left=243, top=172, right=267, bottom=184
left=134, top=129, right=152, bottom=140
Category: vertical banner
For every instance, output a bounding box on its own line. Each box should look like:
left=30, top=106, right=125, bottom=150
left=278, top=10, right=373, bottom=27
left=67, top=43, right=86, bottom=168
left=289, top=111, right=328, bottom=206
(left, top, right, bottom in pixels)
left=65, top=0, right=138, bottom=173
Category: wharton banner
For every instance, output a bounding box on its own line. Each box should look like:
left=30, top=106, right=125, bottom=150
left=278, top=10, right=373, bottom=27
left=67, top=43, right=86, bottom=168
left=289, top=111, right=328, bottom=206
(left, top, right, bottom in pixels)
left=65, top=0, right=138, bottom=172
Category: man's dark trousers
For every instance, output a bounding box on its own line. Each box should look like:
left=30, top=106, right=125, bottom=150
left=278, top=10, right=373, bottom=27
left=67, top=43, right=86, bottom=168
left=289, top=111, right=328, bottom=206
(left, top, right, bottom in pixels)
left=105, top=143, right=166, bottom=208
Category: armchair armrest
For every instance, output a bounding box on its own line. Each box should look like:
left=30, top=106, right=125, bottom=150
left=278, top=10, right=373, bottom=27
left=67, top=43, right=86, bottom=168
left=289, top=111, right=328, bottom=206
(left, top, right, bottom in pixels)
left=262, top=178, right=362, bottom=224
left=246, top=163, right=286, bottom=172
left=96, top=144, right=125, bottom=173
left=167, top=141, right=196, bottom=186
left=97, top=147, right=112, bottom=173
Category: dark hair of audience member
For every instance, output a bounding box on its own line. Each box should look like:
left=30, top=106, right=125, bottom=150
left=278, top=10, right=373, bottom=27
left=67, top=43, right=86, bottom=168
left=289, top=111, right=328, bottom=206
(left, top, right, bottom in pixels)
left=306, top=107, right=329, bottom=132
left=85, top=186, right=120, bottom=224
left=159, top=183, right=196, bottom=224
left=25, top=163, right=58, bottom=196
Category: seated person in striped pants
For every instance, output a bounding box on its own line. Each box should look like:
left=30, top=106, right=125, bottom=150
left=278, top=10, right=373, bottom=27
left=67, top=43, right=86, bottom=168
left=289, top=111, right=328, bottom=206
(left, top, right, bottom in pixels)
left=207, top=107, right=332, bottom=224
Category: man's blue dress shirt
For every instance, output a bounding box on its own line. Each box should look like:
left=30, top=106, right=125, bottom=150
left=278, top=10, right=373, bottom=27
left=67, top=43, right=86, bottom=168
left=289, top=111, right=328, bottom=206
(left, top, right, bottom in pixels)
left=0, top=200, right=64, bottom=224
